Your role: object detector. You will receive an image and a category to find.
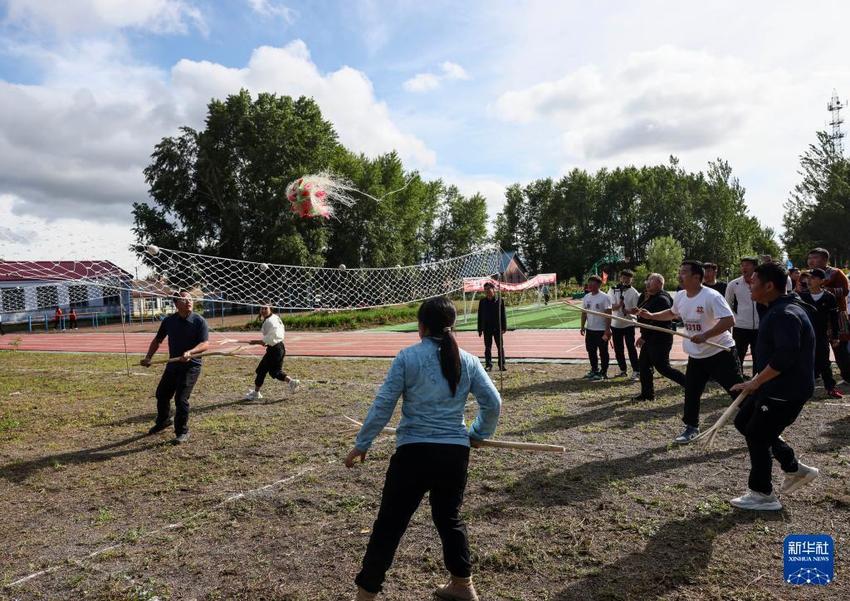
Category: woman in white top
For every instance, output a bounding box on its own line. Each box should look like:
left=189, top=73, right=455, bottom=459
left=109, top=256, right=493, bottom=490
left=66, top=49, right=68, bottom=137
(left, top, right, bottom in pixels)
left=639, top=260, right=742, bottom=444
left=244, top=305, right=299, bottom=400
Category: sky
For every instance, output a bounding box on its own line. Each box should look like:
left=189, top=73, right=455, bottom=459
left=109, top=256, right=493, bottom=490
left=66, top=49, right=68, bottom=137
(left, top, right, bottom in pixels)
left=0, top=0, right=848, bottom=272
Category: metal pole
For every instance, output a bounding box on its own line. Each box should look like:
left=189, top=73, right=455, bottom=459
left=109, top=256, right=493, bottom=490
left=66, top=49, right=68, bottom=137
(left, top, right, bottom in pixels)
left=118, top=292, right=131, bottom=377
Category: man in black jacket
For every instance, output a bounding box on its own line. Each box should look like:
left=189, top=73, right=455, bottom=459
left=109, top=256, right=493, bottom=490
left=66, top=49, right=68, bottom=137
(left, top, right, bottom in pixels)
left=729, top=262, right=819, bottom=511
left=477, top=282, right=507, bottom=371
left=800, top=268, right=842, bottom=398
left=632, top=273, right=686, bottom=401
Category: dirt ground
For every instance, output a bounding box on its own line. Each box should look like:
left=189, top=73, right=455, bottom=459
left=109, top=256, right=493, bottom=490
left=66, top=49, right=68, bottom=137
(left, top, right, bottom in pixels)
left=1, top=351, right=848, bottom=600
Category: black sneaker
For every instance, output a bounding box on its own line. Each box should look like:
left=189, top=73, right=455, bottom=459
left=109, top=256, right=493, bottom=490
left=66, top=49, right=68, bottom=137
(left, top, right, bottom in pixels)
left=148, top=419, right=173, bottom=435
left=173, top=432, right=189, bottom=445
left=674, top=426, right=700, bottom=444
left=498, top=365, right=507, bottom=372
left=632, top=394, right=655, bottom=402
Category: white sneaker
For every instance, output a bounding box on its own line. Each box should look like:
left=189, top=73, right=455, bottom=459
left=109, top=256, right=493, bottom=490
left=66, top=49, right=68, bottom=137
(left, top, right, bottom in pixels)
left=243, top=389, right=263, bottom=401
left=630, top=371, right=640, bottom=381
left=730, top=489, right=783, bottom=511
left=614, top=371, right=628, bottom=379
left=780, top=461, right=819, bottom=495
left=288, top=378, right=300, bottom=392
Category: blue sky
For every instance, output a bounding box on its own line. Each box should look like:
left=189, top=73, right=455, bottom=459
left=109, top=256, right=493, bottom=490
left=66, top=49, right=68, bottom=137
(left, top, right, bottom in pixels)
left=1, top=0, right=849, bottom=270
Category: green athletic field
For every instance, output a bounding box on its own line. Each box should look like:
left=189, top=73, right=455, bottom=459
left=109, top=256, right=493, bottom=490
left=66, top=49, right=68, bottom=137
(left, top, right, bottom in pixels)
left=376, top=302, right=582, bottom=331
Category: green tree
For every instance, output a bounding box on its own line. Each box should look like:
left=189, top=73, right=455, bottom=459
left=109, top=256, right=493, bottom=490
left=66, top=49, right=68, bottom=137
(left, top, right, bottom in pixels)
left=646, top=236, right=684, bottom=285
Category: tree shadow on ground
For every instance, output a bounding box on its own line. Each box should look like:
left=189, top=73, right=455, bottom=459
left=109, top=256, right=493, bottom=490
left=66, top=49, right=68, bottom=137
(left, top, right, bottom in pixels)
left=106, top=396, right=290, bottom=427
left=506, top=391, right=729, bottom=436
left=488, top=444, right=745, bottom=510
left=553, top=510, right=786, bottom=601
left=1, top=433, right=165, bottom=483
left=812, top=412, right=850, bottom=453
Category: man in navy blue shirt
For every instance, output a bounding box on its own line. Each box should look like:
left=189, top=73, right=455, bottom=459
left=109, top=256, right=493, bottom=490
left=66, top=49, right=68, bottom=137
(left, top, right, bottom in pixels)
left=140, top=291, right=209, bottom=444
left=729, top=262, right=819, bottom=511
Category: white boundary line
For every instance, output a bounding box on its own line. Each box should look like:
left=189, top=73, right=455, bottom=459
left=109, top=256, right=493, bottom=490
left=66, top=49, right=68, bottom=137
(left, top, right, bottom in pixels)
left=6, top=462, right=332, bottom=588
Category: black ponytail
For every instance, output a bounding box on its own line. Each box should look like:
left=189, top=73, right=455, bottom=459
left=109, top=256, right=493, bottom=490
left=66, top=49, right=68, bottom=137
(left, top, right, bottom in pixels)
left=418, top=296, right=461, bottom=395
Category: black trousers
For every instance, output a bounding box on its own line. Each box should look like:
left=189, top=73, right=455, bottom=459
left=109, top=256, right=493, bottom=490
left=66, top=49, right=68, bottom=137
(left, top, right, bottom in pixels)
left=814, top=335, right=836, bottom=391
left=356, top=443, right=471, bottom=594
left=638, top=337, right=686, bottom=398
left=155, top=365, right=201, bottom=435
left=734, top=392, right=805, bottom=495
left=612, top=326, right=639, bottom=372
left=733, top=327, right=758, bottom=370
left=483, top=330, right=505, bottom=368
left=585, top=330, right=609, bottom=374
left=683, top=350, right=742, bottom=427
left=255, top=342, right=288, bottom=388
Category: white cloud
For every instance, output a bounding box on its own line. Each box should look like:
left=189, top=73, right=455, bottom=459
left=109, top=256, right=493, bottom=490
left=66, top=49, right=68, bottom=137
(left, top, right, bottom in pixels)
left=403, top=61, right=470, bottom=93
left=246, top=0, right=295, bottom=23
left=0, top=37, right=435, bottom=239
left=3, top=0, right=207, bottom=36
left=403, top=73, right=440, bottom=93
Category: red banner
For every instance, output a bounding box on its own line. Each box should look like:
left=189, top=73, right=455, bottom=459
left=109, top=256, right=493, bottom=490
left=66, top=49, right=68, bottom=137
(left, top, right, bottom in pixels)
left=463, top=274, right=557, bottom=293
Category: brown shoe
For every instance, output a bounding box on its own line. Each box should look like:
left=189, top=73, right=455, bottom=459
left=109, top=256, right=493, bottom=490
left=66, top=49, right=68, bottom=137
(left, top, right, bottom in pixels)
left=354, top=586, right=377, bottom=601
left=434, top=576, right=479, bottom=601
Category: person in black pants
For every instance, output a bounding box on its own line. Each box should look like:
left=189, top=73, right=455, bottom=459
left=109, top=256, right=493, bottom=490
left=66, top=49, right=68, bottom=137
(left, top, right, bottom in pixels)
left=800, top=269, right=843, bottom=398
left=632, top=273, right=686, bottom=401
left=609, top=269, right=640, bottom=379
left=726, top=257, right=760, bottom=373
left=580, top=275, right=613, bottom=381
left=729, top=262, right=819, bottom=511
left=639, top=260, right=741, bottom=444
left=140, top=291, right=209, bottom=444
left=477, top=282, right=507, bottom=371
left=244, top=305, right=299, bottom=400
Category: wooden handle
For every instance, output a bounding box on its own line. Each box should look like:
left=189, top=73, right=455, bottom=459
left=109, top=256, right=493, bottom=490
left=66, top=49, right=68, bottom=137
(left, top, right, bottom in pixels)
left=562, top=301, right=730, bottom=352
left=342, top=416, right=565, bottom=453
left=149, top=346, right=247, bottom=365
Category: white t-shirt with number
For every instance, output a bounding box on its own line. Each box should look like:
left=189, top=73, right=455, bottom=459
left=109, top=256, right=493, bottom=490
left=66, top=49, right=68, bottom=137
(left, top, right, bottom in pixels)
left=582, top=292, right=613, bottom=331
left=671, top=286, right=736, bottom=359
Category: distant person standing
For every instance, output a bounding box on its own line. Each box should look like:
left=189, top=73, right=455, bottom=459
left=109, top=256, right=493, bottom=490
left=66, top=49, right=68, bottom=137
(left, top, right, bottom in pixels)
left=54, top=306, right=63, bottom=331
left=69, top=308, right=78, bottom=330
left=800, top=269, right=843, bottom=398
left=581, top=275, right=613, bottom=381
left=608, top=269, right=640, bottom=380
left=702, top=263, right=727, bottom=296
left=807, top=247, right=850, bottom=383
left=726, top=257, right=760, bottom=371
left=477, top=282, right=507, bottom=371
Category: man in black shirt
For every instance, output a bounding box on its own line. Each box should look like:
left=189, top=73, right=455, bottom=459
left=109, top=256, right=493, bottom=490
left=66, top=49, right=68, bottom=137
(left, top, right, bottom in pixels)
left=477, top=282, right=507, bottom=371
left=702, top=262, right=727, bottom=296
left=632, top=273, right=686, bottom=400
left=801, top=268, right=843, bottom=398
left=729, top=262, right=818, bottom=511
left=141, top=291, right=210, bottom=444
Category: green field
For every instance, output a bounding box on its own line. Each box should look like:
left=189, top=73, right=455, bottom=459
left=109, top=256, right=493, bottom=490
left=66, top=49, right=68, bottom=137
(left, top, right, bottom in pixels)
left=376, top=302, right=583, bottom=332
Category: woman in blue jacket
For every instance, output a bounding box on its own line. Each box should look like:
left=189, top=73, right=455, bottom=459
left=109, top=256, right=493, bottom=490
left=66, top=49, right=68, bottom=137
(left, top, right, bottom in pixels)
left=345, top=296, right=502, bottom=601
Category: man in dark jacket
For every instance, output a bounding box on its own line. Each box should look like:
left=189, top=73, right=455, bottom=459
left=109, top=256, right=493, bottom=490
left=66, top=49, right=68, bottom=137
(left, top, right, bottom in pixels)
left=729, top=262, right=819, bottom=511
left=477, top=282, right=507, bottom=371
left=632, top=273, right=686, bottom=401
left=800, top=268, right=842, bottom=398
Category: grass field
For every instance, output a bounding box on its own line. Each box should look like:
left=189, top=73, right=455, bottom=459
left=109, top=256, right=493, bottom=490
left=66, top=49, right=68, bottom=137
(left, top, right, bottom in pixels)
left=378, top=302, right=583, bottom=332
left=1, top=351, right=848, bottom=600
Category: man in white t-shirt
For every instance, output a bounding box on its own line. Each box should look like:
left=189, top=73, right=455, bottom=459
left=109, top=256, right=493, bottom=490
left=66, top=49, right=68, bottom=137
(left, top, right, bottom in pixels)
left=725, top=257, right=760, bottom=372
left=609, top=269, right=641, bottom=380
left=639, top=260, right=742, bottom=443
left=244, top=305, right=299, bottom=400
left=580, top=275, right=613, bottom=381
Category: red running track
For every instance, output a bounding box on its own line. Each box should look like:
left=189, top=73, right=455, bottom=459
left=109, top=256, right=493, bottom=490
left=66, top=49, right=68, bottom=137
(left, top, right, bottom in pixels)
left=0, top=330, right=694, bottom=361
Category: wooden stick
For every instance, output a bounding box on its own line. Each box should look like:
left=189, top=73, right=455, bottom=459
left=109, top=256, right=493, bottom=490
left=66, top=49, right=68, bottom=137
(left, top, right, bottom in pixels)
left=560, top=301, right=730, bottom=352
left=149, top=345, right=248, bottom=365
left=342, top=416, right=566, bottom=453
left=693, top=390, right=748, bottom=449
